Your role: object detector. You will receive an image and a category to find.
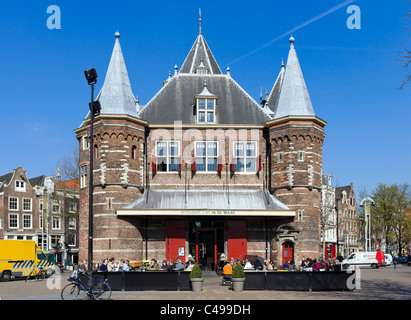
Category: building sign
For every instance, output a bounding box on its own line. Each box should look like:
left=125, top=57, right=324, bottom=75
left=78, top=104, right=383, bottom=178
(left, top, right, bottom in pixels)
left=117, top=209, right=295, bottom=217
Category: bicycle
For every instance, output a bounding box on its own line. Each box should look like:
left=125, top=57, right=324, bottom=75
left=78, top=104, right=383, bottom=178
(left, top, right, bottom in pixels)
left=25, top=267, right=46, bottom=283
left=61, top=272, right=112, bottom=300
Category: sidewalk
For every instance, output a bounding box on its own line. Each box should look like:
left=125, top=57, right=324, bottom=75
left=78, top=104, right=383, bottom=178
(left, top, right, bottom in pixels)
left=1, top=267, right=411, bottom=300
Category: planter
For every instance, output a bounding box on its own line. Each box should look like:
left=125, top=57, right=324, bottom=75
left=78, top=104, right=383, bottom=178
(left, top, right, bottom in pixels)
left=190, top=278, right=204, bottom=292
left=232, top=277, right=245, bottom=292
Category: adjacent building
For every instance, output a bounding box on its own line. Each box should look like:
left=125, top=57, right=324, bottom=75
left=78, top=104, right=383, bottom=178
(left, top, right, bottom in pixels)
left=75, top=25, right=327, bottom=269
left=335, top=183, right=359, bottom=257
left=0, top=167, right=79, bottom=266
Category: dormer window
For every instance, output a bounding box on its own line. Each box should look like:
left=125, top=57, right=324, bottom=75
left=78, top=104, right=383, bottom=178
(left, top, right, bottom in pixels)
left=197, top=98, right=215, bottom=123
left=195, top=58, right=209, bottom=74
left=195, top=80, right=217, bottom=124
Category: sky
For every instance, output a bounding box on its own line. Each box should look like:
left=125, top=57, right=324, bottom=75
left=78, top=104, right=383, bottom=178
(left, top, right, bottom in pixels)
left=0, top=0, right=409, bottom=194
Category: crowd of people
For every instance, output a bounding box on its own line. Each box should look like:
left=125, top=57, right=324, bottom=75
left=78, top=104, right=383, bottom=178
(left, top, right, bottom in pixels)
left=93, top=256, right=198, bottom=272
left=218, top=254, right=343, bottom=272
left=71, top=254, right=343, bottom=275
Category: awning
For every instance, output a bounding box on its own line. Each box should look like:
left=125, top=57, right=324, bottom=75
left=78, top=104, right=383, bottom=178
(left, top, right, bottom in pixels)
left=116, top=189, right=295, bottom=217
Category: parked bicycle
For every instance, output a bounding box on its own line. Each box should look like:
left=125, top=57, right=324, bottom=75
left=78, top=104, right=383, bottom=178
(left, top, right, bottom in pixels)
left=61, top=272, right=112, bottom=300
left=25, top=267, right=46, bottom=282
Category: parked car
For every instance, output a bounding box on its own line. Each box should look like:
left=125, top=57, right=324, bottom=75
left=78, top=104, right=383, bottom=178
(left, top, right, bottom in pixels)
left=396, top=256, right=408, bottom=264
left=407, top=255, right=411, bottom=266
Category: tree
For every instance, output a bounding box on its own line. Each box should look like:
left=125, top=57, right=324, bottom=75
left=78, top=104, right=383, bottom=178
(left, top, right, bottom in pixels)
left=371, top=183, right=411, bottom=256
left=52, top=144, right=80, bottom=261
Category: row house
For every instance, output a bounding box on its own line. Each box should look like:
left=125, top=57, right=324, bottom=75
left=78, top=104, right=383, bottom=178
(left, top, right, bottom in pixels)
left=335, top=183, right=359, bottom=257
left=0, top=167, right=79, bottom=266
left=75, top=22, right=327, bottom=269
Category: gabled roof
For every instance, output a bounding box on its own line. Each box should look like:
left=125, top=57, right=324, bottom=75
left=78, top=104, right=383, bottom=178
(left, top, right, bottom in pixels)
left=179, top=34, right=222, bottom=75
left=139, top=74, right=270, bottom=125
left=55, top=178, right=80, bottom=190
left=29, top=175, right=46, bottom=188
left=274, top=36, right=315, bottom=119
left=0, top=172, right=13, bottom=193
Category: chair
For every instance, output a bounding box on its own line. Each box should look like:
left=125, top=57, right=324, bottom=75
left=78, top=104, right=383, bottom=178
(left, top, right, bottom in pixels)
left=221, top=264, right=232, bottom=286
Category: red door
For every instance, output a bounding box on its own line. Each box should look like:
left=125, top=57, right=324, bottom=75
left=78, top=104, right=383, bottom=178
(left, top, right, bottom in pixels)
left=166, top=220, right=186, bottom=263
left=282, top=241, right=294, bottom=265
left=227, top=220, right=247, bottom=260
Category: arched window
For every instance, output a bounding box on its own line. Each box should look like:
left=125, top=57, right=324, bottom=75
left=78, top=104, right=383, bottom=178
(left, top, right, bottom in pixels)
left=131, top=145, right=137, bottom=160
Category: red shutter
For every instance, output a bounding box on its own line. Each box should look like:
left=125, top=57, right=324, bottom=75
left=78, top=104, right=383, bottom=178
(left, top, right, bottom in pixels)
left=151, top=155, right=157, bottom=172
left=217, top=155, right=223, bottom=172
left=258, top=155, right=262, bottom=172
left=231, top=158, right=236, bottom=172
left=191, top=156, right=196, bottom=172
left=178, top=156, right=182, bottom=172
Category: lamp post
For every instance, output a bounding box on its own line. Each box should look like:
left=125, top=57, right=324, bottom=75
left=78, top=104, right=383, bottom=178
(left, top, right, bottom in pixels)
left=360, top=197, right=375, bottom=252
left=44, top=177, right=54, bottom=252
left=83, top=68, right=100, bottom=279
left=335, top=197, right=340, bottom=258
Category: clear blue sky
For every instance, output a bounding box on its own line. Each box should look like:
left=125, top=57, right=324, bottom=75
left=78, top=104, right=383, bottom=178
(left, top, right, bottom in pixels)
left=0, top=0, right=409, bottom=194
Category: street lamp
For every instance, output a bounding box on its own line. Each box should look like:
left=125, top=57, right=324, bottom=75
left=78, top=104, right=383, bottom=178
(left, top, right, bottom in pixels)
left=335, top=197, right=340, bottom=258
left=44, top=177, right=54, bottom=252
left=360, top=197, right=375, bottom=252
left=84, top=68, right=100, bottom=279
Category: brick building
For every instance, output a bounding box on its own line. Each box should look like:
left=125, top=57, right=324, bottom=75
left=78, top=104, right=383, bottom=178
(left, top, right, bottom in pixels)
left=0, top=167, right=79, bottom=266
left=75, top=27, right=327, bottom=269
left=335, top=183, right=358, bottom=257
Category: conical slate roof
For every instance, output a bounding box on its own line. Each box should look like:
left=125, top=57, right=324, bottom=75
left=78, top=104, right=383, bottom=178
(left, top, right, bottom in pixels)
left=92, top=32, right=138, bottom=118
left=265, top=59, right=285, bottom=115
left=274, top=36, right=315, bottom=119
left=179, top=34, right=222, bottom=74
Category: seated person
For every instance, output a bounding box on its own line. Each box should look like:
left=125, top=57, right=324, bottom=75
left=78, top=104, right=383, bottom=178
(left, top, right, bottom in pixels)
left=244, top=259, right=253, bottom=269
left=173, top=258, right=185, bottom=271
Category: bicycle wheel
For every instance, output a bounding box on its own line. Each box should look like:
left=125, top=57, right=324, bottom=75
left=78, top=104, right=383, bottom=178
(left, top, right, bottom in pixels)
left=37, top=272, right=45, bottom=282
left=61, top=283, right=80, bottom=300
left=91, top=282, right=112, bottom=300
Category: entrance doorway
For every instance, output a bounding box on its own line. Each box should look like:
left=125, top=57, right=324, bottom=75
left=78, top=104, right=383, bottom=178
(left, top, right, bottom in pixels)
left=282, top=241, right=294, bottom=265
left=196, top=229, right=216, bottom=271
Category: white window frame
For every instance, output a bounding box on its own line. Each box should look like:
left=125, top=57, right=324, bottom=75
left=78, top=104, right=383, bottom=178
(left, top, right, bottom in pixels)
left=80, top=164, right=87, bottom=188
left=9, top=213, right=19, bottom=229
left=155, top=141, right=180, bottom=172
left=52, top=200, right=60, bottom=214
left=9, top=197, right=18, bottom=211
left=15, top=180, right=26, bottom=192
left=52, top=216, right=61, bottom=230
left=233, top=141, right=258, bottom=173
left=196, top=98, right=216, bottom=124
left=23, top=214, right=32, bottom=229
left=82, top=136, right=90, bottom=150
left=195, top=141, right=218, bottom=172
left=23, top=198, right=32, bottom=212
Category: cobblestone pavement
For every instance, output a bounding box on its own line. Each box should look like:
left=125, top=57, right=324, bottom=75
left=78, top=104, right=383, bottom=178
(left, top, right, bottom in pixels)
left=1, top=265, right=410, bottom=300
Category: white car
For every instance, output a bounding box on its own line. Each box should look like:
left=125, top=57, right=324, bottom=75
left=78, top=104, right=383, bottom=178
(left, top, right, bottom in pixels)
left=384, top=254, right=393, bottom=266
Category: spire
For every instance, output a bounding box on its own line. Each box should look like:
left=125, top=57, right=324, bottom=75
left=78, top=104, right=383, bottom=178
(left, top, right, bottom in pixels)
left=97, top=31, right=139, bottom=118
left=179, top=11, right=222, bottom=74
left=199, top=8, right=202, bottom=35
left=265, top=58, right=286, bottom=115
left=273, top=36, right=315, bottom=119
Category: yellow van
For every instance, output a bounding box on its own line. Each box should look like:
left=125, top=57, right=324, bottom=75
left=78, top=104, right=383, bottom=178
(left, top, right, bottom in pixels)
left=0, top=240, right=55, bottom=281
